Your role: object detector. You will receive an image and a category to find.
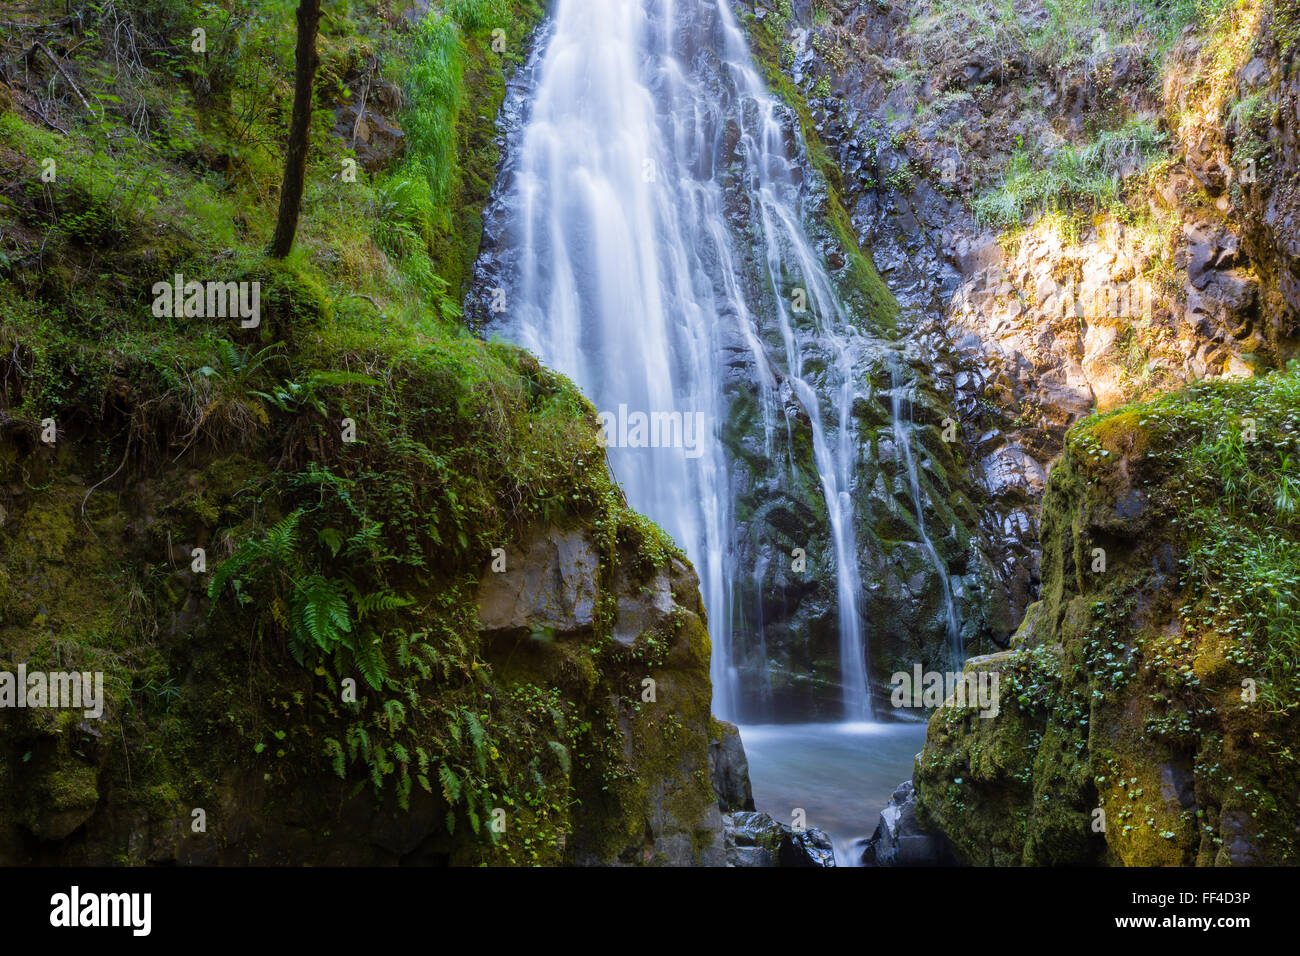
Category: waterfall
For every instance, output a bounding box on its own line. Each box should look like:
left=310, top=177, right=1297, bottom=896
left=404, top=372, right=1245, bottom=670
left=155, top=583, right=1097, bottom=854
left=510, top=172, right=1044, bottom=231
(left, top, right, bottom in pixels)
left=473, top=0, right=873, bottom=720
left=889, top=363, right=962, bottom=660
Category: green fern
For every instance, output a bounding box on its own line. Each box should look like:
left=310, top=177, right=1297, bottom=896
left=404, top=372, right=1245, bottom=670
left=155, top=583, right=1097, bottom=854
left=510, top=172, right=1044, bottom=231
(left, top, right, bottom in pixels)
left=384, top=700, right=407, bottom=733
left=352, top=627, right=389, bottom=691
left=350, top=585, right=415, bottom=620
left=397, top=768, right=412, bottom=811
left=347, top=725, right=371, bottom=762
left=207, top=509, right=304, bottom=607
left=324, top=737, right=346, bottom=779
left=547, top=740, right=571, bottom=777
left=463, top=709, right=487, bottom=774
left=292, top=574, right=352, bottom=652
left=438, top=763, right=461, bottom=805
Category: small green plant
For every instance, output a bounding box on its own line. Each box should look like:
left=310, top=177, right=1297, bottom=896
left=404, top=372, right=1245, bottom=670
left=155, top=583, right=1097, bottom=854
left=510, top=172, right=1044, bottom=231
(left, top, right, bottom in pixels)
left=973, top=121, right=1168, bottom=228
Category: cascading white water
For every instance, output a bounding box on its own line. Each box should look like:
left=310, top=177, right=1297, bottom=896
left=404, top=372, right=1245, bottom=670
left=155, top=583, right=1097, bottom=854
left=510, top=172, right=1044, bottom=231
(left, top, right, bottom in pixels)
left=481, top=0, right=873, bottom=720
left=889, top=364, right=962, bottom=660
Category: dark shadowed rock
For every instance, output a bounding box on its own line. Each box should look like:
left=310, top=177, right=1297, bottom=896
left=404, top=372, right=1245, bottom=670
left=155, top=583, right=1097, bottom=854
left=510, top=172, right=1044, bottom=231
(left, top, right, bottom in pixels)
left=862, top=780, right=959, bottom=866
left=723, top=810, right=836, bottom=867
left=709, top=719, right=756, bottom=812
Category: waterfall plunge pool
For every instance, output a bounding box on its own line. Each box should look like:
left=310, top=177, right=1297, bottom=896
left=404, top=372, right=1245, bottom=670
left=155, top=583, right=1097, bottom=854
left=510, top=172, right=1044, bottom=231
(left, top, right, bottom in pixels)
left=737, top=721, right=929, bottom=867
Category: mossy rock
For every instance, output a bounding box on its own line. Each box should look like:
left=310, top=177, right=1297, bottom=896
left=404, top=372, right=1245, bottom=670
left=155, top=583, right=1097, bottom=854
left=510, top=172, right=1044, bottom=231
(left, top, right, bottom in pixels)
left=917, top=366, right=1300, bottom=865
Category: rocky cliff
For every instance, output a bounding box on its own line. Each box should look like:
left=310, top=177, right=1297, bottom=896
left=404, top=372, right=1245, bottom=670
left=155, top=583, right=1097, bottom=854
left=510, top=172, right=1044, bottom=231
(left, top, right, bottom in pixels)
left=750, top=0, right=1300, bottom=865
left=759, top=0, right=1300, bottom=651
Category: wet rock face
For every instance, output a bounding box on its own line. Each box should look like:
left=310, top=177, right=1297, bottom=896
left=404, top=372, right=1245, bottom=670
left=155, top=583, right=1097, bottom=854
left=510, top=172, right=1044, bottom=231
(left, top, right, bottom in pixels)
left=721, top=341, right=1003, bottom=720
left=471, top=0, right=1001, bottom=722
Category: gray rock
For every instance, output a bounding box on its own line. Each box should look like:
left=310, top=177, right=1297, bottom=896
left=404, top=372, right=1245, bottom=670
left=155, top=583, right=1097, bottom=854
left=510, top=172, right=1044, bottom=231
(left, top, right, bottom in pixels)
left=709, top=719, right=756, bottom=812
left=781, top=826, right=836, bottom=867
left=475, top=528, right=599, bottom=636
left=611, top=560, right=677, bottom=646
left=723, top=811, right=835, bottom=867
left=727, top=844, right=775, bottom=867
left=862, top=781, right=958, bottom=866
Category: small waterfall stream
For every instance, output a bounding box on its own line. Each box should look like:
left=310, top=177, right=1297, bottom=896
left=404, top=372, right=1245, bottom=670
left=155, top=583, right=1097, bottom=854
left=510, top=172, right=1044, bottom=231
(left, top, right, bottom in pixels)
left=889, top=363, right=963, bottom=660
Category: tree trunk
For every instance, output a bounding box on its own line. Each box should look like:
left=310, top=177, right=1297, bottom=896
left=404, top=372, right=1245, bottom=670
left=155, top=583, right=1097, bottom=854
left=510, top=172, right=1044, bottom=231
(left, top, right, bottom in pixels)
left=269, top=0, right=323, bottom=259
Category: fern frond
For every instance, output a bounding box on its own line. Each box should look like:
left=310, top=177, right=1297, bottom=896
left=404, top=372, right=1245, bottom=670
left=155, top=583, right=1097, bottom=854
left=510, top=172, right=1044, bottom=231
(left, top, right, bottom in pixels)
left=264, top=509, right=305, bottom=562
left=397, top=767, right=411, bottom=811
left=207, top=538, right=265, bottom=607
left=292, top=574, right=352, bottom=652
left=463, top=709, right=486, bottom=773
left=384, top=699, right=407, bottom=733
left=216, top=338, right=241, bottom=375
left=438, top=763, right=461, bottom=805
left=354, top=589, right=415, bottom=620
left=353, top=627, right=389, bottom=691
left=547, top=740, right=571, bottom=777
left=324, top=737, right=346, bottom=779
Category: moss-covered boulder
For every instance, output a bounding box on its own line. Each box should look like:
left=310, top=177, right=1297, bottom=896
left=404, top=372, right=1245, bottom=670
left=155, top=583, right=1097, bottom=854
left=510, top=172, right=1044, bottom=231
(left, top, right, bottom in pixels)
left=916, top=364, right=1300, bottom=865
left=0, top=347, right=725, bottom=866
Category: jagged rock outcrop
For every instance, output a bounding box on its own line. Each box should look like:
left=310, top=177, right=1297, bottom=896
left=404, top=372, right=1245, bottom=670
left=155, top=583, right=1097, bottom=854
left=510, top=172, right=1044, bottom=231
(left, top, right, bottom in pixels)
left=474, top=525, right=726, bottom=867
left=752, top=0, right=1300, bottom=652
left=330, top=66, right=406, bottom=174
left=708, top=718, right=756, bottom=813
